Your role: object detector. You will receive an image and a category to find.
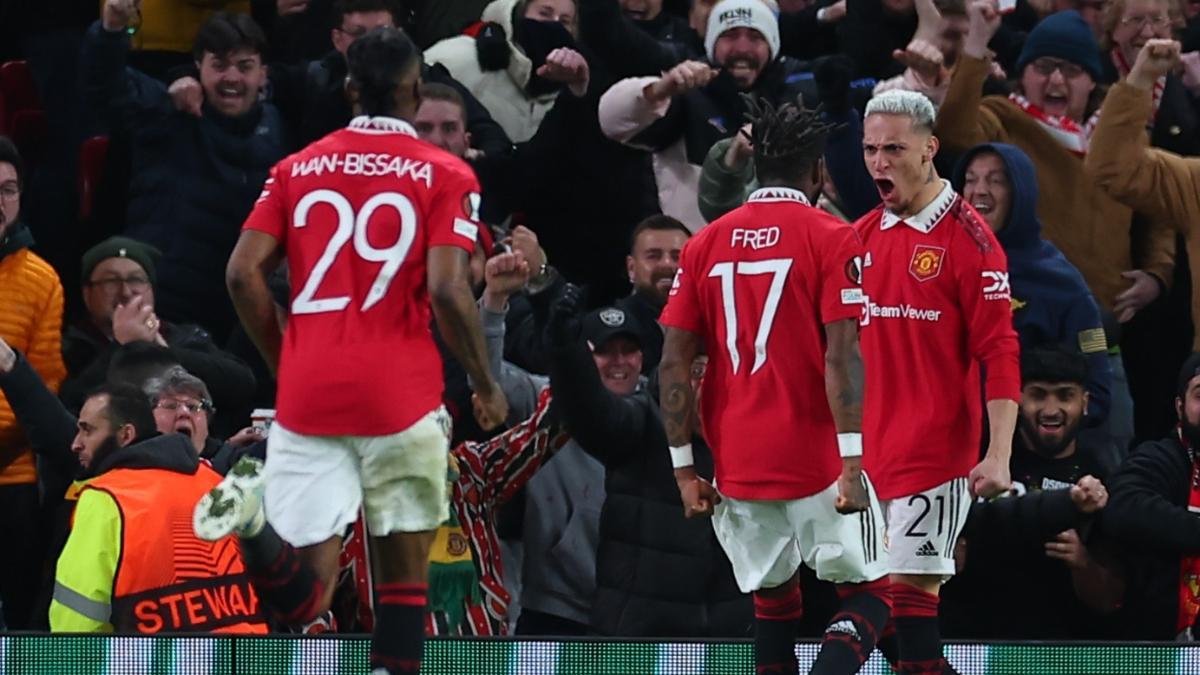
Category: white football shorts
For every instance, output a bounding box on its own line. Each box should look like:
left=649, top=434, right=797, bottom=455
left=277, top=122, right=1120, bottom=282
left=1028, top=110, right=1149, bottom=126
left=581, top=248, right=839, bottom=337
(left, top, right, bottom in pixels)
left=263, top=406, right=452, bottom=547
left=711, top=477, right=889, bottom=593
left=882, top=476, right=972, bottom=579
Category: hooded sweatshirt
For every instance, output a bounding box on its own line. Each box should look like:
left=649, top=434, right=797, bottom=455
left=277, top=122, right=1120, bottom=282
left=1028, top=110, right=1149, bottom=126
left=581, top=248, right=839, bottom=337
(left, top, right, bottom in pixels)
left=952, top=143, right=1112, bottom=423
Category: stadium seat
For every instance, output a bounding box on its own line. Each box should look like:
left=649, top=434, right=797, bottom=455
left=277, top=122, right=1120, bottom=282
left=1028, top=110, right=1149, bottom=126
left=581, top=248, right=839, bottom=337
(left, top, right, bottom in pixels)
left=0, top=60, right=46, bottom=168
left=0, top=60, right=41, bottom=121
left=78, top=136, right=110, bottom=221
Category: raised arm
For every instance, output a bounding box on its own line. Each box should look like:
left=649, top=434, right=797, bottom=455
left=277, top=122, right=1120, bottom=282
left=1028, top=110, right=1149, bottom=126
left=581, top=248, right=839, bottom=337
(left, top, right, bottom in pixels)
left=429, top=246, right=507, bottom=430
left=82, top=0, right=175, bottom=134
left=1086, top=40, right=1200, bottom=227
left=597, top=62, right=715, bottom=150
left=935, top=0, right=1008, bottom=154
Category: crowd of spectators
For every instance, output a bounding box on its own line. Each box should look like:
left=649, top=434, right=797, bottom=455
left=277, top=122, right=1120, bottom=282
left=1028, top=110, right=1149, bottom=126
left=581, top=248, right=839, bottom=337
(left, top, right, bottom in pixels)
left=0, top=0, right=1199, bottom=645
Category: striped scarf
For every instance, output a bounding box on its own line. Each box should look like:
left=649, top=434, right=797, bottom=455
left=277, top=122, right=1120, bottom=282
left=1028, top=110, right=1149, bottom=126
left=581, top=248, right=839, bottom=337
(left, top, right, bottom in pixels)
left=1008, top=92, right=1100, bottom=156
left=1112, top=47, right=1165, bottom=124
left=427, top=454, right=481, bottom=630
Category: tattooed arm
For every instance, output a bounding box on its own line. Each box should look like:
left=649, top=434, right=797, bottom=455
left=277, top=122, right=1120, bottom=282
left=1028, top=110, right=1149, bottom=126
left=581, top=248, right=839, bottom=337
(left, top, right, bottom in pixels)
left=825, top=317, right=870, bottom=514
left=660, top=327, right=701, bottom=449
left=660, top=326, right=720, bottom=518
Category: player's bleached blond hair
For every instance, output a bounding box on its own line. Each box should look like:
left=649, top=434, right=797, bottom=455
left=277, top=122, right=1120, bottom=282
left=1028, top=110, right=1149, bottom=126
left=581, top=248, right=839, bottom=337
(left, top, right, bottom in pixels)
left=864, top=90, right=937, bottom=134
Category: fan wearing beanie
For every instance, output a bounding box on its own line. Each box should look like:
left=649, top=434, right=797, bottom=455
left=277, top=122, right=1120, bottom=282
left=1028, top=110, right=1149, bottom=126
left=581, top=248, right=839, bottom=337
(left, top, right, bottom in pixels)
left=599, top=0, right=860, bottom=230
left=935, top=1, right=1177, bottom=334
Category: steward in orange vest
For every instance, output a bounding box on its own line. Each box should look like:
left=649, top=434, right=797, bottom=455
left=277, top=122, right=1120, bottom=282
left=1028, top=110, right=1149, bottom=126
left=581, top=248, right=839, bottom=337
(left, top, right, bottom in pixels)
left=51, top=384, right=267, bottom=633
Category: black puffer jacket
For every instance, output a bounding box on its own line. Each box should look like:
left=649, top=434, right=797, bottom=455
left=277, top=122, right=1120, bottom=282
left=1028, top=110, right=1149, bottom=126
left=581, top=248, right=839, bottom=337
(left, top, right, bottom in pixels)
left=548, top=333, right=751, bottom=637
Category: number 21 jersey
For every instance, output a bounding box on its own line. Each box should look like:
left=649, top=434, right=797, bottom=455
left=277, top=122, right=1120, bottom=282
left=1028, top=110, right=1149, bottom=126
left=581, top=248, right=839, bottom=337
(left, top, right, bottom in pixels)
left=659, top=188, right=864, bottom=500
left=242, top=116, right=481, bottom=437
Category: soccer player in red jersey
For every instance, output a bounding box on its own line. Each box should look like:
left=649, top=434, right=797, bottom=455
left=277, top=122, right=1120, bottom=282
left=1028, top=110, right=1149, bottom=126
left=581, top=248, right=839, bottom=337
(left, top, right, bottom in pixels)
left=659, top=98, right=891, bottom=675
left=192, top=28, right=507, bottom=675
left=856, top=90, right=1020, bottom=674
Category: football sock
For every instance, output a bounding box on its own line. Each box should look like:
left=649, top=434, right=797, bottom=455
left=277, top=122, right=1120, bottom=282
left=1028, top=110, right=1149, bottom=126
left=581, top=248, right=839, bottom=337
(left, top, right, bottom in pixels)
left=893, top=583, right=949, bottom=675
left=371, top=583, right=427, bottom=675
left=876, top=619, right=901, bottom=669
left=239, top=522, right=326, bottom=624
left=810, top=578, right=892, bottom=674
left=753, top=585, right=803, bottom=674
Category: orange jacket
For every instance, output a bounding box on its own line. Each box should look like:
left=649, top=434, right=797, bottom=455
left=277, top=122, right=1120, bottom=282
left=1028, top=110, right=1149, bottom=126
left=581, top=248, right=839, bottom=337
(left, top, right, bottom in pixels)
left=0, top=232, right=66, bottom=485
left=84, top=457, right=268, bottom=634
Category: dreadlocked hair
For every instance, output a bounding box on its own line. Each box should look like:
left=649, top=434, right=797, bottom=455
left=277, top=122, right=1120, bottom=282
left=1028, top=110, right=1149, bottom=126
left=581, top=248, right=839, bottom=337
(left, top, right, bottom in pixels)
left=742, top=93, right=841, bottom=187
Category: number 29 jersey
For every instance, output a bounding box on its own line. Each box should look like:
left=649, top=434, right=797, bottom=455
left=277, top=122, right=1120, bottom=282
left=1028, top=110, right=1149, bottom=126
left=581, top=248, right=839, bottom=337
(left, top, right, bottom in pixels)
left=242, top=116, right=482, bottom=437
left=659, top=188, right=865, bottom=501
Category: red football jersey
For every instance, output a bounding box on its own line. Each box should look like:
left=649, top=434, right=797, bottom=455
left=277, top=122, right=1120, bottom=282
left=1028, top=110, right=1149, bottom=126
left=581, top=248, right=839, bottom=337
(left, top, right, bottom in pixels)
left=854, top=181, right=1021, bottom=500
left=660, top=188, right=865, bottom=500
left=242, top=116, right=481, bottom=436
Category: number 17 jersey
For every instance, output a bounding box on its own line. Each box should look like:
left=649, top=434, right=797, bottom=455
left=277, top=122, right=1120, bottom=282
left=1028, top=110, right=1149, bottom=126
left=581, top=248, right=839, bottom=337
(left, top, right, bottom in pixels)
left=242, top=116, right=481, bottom=437
left=659, top=188, right=865, bottom=501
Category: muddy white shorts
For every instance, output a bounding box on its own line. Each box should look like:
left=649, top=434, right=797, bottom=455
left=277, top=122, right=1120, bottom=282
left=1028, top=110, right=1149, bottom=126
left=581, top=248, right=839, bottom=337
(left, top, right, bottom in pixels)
left=711, top=478, right=889, bottom=593
left=882, top=476, right=972, bottom=578
left=263, top=407, right=452, bottom=547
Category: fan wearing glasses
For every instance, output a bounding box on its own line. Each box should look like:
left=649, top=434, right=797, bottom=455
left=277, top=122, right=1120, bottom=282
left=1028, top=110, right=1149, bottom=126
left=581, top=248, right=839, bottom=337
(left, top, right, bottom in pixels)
left=146, top=366, right=264, bottom=460
left=60, top=236, right=256, bottom=439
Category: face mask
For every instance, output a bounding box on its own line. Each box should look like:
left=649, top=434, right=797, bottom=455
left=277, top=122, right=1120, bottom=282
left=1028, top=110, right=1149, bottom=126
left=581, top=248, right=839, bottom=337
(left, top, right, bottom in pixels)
left=516, top=18, right=575, bottom=71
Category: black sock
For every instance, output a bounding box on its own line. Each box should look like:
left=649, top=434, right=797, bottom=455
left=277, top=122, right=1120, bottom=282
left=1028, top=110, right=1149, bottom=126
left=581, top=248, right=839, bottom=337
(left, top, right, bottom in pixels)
left=239, top=522, right=326, bottom=624
left=893, top=583, right=946, bottom=675
left=811, top=578, right=892, bottom=674
left=876, top=619, right=900, bottom=669
left=753, top=586, right=802, bottom=674
left=371, top=583, right=427, bottom=675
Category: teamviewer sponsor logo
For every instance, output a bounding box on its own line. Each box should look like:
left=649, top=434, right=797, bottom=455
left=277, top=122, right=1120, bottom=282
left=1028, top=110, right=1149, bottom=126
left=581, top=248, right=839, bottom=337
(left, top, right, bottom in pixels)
left=982, top=271, right=1011, bottom=301
left=860, top=298, right=942, bottom=326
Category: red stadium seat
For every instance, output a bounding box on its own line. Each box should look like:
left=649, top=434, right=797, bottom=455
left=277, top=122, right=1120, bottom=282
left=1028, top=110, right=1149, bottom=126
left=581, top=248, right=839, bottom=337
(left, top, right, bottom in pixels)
left=0, top=61, right=45, bottom=167
left=0, top=60, right=42, bottom=122
left=78, top=136, right=110, bottom=221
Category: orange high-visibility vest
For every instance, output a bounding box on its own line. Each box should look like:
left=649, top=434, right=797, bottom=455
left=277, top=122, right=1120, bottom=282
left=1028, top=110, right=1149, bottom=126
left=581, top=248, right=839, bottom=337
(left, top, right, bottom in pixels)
left=85, top=464, right=268, bottom=634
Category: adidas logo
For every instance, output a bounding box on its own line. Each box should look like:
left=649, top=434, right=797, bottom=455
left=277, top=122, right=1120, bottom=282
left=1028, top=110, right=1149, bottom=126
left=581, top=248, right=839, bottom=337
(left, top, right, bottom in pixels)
left=825, top=620, right=860, bottom=640
left=915, top=541, right=940, bottom=557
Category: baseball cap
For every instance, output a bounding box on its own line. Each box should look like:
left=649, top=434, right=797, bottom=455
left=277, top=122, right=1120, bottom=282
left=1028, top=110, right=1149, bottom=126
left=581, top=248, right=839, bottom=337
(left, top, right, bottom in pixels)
left=1177, top=353, right=1200, bottom=400
left=81, top=236, right=161, bottom=285
left=581, top=306, right=643, bottom=351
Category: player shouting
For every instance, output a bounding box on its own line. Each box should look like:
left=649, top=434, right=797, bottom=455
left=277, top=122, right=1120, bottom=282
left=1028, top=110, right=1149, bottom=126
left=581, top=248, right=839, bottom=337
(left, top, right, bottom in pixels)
left=856, top=89, right=1020, bottom=674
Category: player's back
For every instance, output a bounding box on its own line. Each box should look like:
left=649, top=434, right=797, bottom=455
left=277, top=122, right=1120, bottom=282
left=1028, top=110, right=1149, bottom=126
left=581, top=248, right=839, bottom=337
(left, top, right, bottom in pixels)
left=661, top=188, right=863, bottom=500
left=245, top=117, right=483, bottom=436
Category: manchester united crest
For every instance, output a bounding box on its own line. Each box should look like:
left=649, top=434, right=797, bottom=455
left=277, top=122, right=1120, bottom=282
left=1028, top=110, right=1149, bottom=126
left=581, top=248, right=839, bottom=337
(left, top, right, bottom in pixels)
left=909, top=245, right=946, bottom=282
left=447, top=532, right=469, bottom=557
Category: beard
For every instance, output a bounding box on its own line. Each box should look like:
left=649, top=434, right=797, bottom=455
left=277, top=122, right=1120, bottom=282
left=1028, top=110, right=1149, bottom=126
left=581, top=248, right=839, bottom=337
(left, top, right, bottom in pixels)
left=1182, top=416, right=1200, bottom=449
left=83, top=434, right=123, bottom=478
left=1018, top=413, right=1083, bottom=459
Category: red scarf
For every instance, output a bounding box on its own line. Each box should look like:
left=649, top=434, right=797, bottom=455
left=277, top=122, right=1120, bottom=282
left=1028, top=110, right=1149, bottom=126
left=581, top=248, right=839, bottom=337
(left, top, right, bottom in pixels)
left=1113, top=48, right=1165, bottom=124
left=1178, top=427, right=1200, bottom=635
left=1008, top=93, right=1100, bottom=156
